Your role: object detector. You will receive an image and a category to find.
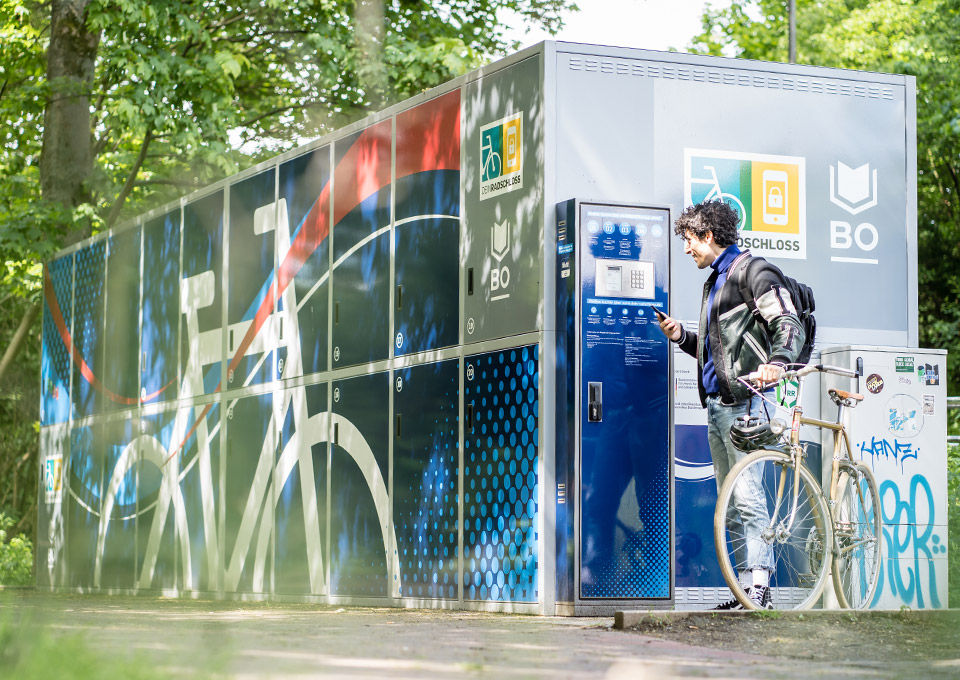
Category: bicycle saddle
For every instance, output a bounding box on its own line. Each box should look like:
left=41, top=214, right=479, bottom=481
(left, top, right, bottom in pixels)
left=828, top=389, right=864, bottom=407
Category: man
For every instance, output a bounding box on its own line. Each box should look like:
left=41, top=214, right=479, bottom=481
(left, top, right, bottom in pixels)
left=657, top=200, right=805, bottom=609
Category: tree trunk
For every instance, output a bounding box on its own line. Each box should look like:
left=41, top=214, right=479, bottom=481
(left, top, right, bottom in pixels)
left=40, top=0, right=101, bottom=245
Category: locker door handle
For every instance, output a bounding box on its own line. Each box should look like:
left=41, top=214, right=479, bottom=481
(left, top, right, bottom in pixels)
left=396, top=284, right=403, bottom=309
left=395, top=413, right=402, bottom=438
left=335, top=301, right=339, bottom=325
left=467, top=268, right=474, bottom=296
left=333, top=422, right=339, bottom=446
left=466, top=403, right=474, bottom=433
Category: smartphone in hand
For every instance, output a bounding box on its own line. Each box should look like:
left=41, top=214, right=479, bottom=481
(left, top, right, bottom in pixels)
left=653, top=308, right=667, bottom=321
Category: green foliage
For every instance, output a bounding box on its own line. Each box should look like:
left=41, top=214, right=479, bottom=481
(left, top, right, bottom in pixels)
left=0, top=609, right=185, bottom=679
left=691, top=0, right=960, bottom=395
left=1, top=0, right=575, bottom=266
left=0, top=512, right=32, bottom=586
left=949, top=424, right=959, bottom=607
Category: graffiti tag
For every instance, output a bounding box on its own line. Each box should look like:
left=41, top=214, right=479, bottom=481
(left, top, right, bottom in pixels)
left=870, top=474, right=944, bottom=609
left=857, top=436, right=918, bottom=473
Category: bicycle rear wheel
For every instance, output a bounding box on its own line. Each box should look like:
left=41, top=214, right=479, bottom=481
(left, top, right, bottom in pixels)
left=714, top=449, right=833, bottom=610
left=832, top=462, right=882, bottom=609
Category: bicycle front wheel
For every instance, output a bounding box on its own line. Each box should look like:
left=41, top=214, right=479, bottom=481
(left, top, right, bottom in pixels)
left=714, top=449, right=833, bottom=610
left=832, top=462, right=882, bottom=609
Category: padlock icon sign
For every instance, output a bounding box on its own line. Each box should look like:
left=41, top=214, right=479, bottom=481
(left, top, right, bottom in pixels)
left=767, top=186, right=783, bottom=209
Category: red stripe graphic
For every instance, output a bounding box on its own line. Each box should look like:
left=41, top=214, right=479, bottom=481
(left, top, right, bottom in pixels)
left=50, top=97, right=461, bottom=463
left=43, top=269, right=175, bottom=405
left=396, top=90, right=461, bottom=178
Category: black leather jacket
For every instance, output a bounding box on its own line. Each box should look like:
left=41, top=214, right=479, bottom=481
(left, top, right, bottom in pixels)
left=676, top=251, right=805, bottom=406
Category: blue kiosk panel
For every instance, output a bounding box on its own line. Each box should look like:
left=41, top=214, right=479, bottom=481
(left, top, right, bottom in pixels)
left=578, top=202, right=671, bottom=600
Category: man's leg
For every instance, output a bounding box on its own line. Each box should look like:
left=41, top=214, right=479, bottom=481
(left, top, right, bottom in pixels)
left=732, top=395, right=775, bottom=581
left=708, top=395, right=775, bottom=587
left=706, top=395, right=751, bottom=589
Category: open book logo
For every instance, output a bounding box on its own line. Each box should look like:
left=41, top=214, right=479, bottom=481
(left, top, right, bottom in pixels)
left=491, top=220, right=509, bottom=262
left=830, top=161, right=878, bottom=214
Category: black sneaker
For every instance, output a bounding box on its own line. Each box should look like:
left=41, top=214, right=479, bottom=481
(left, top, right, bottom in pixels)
left=712, top=589, right=748, bottom=610
left=748, top=584, right=774, bottom=609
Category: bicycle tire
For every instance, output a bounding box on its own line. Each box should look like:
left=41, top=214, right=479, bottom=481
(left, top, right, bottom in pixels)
left=831, top=462, right=882, bottom=609
left=714, top=449, right=833, bottom=610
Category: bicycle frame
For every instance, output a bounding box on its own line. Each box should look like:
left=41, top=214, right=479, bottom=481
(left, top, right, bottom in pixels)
left=746, top=367, right=857, bottom=539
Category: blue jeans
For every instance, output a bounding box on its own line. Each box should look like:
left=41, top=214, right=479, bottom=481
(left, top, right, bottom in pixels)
left=706, top=394, right=774, bottom=575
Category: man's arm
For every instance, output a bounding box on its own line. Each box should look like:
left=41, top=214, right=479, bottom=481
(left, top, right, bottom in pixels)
left=658, top=313, right=698, bottom=359
left=747, top=261, right=806, bottom=366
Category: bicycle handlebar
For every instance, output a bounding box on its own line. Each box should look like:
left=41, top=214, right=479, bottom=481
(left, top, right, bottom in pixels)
left=741, top=364, right=858, bottom=386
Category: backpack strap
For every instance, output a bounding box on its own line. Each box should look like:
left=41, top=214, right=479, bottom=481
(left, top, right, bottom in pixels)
left=733, top=255, right=765, bottom=325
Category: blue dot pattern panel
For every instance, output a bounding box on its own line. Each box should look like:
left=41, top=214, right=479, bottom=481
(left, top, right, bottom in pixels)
left=463, top=345, right=539, bottom=602
left=637, top=461, right=670, bottom=597
left=41, top=255, right=74, bottom=425
left=393, top=360, right=459, bottom=599
left=71, top=241, right=107, bottom=418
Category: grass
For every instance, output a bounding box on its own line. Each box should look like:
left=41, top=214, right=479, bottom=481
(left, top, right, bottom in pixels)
left=0, top=609, right=194, bottom=680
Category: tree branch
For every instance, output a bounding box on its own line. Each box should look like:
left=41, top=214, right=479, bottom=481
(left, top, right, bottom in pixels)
left=93, top=123, right=115, bottom=157
left=134, top=178, right=199, bottom=189
left=105, top=129, right=155, bottom=229
left=0, top=303, right=40, bottom=387
left=205, top=8, right=255, bottom=33
left=240, top=98, right=326, bottom=128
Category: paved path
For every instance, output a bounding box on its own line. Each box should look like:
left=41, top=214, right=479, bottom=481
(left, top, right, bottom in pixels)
left=2, top=592, right=955, bottom=679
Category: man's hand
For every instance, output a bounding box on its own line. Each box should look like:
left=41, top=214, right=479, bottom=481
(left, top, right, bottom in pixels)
left=657, top=312, right=682, bottom=342
left=754, top=363, right=786, bottom=385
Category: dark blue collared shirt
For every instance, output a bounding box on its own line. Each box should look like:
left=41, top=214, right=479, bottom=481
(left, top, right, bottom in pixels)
left=702, top=244, right=742, bottom=395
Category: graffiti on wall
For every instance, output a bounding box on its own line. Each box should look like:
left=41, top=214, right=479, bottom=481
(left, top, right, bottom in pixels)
left=870, top=474, right=945, bottom=609
left=857, top=437, right=918, bottom=473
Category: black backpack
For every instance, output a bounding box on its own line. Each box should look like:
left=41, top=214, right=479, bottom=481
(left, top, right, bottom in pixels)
left=733, top=255, right=816, bottom=365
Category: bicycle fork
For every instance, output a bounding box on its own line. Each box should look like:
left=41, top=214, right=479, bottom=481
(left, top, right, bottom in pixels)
left=764, top=408, right=806, bottom=543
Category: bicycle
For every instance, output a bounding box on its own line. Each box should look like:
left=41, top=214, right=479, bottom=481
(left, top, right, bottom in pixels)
left=690, top=165, right=747, bottom=229
left=713, top=364, right=882, bottom=610
left=481, top=130, right=502, bottom=181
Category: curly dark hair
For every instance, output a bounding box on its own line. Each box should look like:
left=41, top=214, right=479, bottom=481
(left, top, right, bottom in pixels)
left=673, top=200, right=740, bottom=247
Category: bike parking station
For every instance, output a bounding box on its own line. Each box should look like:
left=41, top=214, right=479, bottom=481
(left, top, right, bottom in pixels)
left=37, top=41, right=942, bottom=614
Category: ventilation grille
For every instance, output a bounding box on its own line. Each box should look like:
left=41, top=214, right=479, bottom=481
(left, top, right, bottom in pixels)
left=565, top=55, right=895, bottom=101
